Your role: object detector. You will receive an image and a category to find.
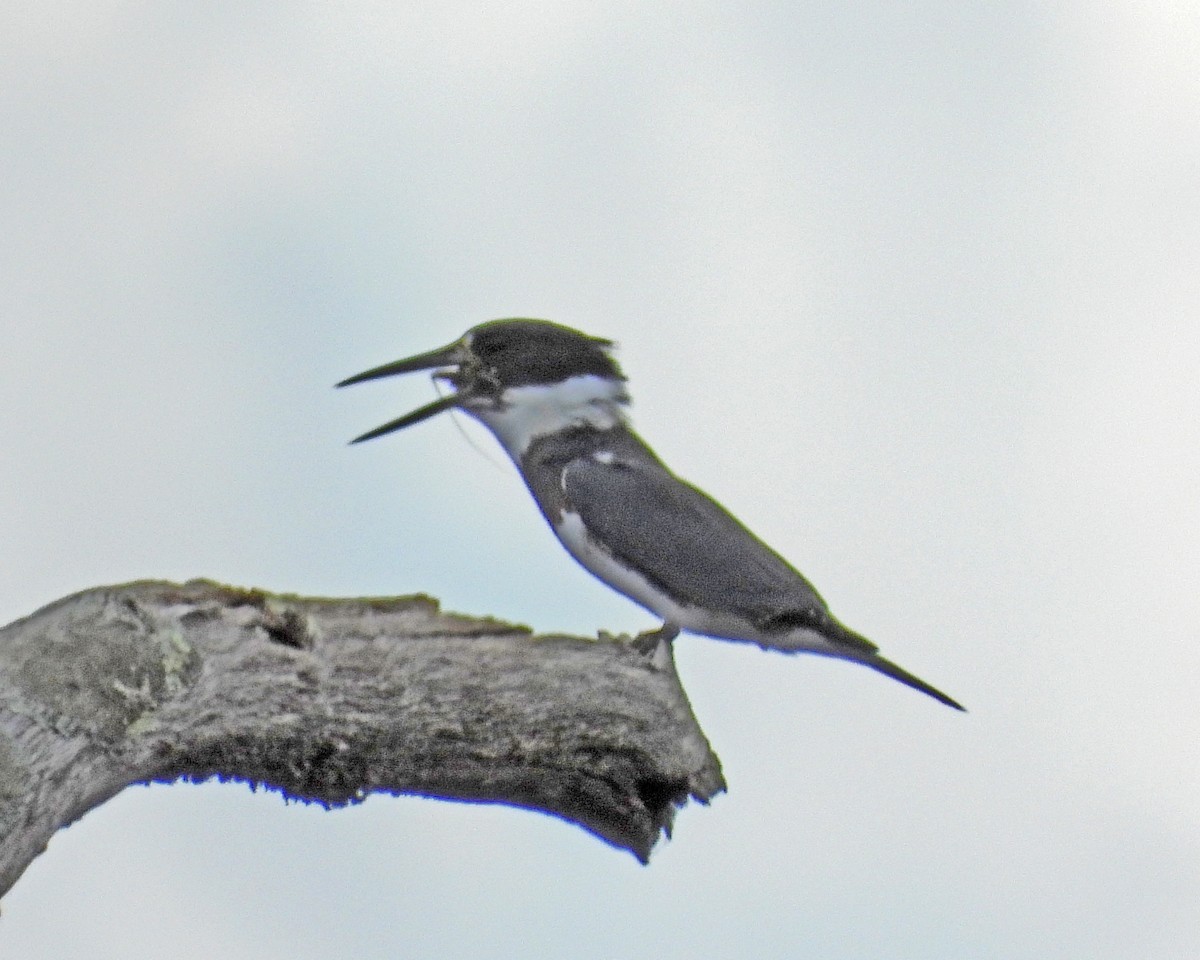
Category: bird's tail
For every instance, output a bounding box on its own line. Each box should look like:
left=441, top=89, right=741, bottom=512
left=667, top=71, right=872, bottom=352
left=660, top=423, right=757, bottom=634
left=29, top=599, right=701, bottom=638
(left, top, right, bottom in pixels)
left=861, top=654, right=965, bottom=711
left=719, top=617, right=965, bottom=710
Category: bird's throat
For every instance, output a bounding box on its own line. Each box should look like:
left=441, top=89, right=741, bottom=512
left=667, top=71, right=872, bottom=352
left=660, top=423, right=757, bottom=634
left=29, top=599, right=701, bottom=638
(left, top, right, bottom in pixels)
left=466, top=375, right=629, bottom=457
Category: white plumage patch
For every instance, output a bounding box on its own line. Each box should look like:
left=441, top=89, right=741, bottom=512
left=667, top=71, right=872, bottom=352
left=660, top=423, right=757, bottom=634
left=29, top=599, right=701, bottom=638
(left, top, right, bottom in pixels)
left=554, top=510, right=696, bottom=625
left=554, top=507, right=856, bottom=658
left=466, top=375, right=627, bottom=458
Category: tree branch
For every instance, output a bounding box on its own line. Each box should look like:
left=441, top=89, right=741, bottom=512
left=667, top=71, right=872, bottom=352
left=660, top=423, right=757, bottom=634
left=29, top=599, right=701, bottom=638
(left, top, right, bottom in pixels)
left=0, top=579, right=725, bottom=898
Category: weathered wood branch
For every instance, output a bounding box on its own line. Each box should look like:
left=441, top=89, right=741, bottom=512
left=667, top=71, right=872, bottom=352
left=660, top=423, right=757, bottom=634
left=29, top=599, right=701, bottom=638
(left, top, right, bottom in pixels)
left=0, top=580, right=725, bottom=897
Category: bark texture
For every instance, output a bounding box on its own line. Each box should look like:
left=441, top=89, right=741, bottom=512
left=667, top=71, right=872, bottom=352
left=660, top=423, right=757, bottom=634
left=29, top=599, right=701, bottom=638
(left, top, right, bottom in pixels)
left=0, top=580, right=725, bottom=897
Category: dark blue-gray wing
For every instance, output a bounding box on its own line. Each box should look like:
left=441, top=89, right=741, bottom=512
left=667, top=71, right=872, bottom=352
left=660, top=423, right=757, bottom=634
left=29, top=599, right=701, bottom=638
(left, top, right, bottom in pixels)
left=562, top=453, right=968, bottom=710
left=561, top=455, right=831, bottom=627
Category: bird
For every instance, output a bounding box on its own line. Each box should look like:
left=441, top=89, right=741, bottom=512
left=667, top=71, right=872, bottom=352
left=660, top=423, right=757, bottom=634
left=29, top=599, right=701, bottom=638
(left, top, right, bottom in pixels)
left=338, top=318, right=963, bottom=710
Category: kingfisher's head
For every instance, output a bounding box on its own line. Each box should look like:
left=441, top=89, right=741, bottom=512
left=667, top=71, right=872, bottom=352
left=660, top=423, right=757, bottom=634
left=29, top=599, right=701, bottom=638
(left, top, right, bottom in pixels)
left=338, top=318, right=629, bottom=449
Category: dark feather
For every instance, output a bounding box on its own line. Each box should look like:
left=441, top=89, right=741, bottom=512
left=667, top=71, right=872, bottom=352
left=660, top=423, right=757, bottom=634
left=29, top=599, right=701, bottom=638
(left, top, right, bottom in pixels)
left=560, top=453, right=871, bottom=649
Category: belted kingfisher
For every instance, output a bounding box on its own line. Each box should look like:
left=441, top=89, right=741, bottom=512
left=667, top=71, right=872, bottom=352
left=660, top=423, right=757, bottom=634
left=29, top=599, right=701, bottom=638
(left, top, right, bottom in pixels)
left=339, top=318, right=963, bottom=710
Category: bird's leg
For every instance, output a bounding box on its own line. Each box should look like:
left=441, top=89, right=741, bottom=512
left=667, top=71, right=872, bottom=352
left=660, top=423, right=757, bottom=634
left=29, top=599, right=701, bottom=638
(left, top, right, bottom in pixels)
left=631, top=621, right=680, bottom=655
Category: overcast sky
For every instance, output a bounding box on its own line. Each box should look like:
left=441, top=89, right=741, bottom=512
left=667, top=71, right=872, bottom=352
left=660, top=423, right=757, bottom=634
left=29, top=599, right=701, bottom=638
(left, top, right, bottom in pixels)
left=2, top=2, right=1198, bottom=957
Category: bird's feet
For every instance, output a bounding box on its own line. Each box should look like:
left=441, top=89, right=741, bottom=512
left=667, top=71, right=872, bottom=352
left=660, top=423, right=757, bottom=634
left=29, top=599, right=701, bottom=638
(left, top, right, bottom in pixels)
left=630, top=622, right=680, bottom=655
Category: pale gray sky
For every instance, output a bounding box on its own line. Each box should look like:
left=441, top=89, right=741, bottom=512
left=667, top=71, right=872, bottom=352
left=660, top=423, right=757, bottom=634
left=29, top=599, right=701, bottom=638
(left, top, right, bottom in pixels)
left=3, top=2, right=1198, bottom=958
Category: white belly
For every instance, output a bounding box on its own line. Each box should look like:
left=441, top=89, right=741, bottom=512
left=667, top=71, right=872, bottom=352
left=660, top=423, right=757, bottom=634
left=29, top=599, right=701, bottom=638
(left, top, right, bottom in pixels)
left=554, top=510, right=695, bottom=624
left=553, top=509, right=850, bottom=657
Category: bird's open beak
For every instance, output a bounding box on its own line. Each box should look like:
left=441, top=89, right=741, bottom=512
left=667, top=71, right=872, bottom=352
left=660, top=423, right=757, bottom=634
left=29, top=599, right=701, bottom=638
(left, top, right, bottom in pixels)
left=337, top=341, right=465, bottom=444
